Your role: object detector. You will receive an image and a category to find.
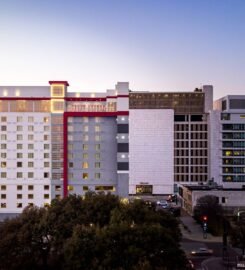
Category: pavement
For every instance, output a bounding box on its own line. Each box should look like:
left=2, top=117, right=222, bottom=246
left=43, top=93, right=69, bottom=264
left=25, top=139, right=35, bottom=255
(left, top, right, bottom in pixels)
left=179, top=214, right=222, bottom=243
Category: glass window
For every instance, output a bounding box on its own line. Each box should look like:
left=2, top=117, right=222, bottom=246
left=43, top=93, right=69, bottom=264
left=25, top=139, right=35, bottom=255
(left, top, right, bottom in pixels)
left=44, top=153, right=49, bottom=158
left=1, top=162, right=6, bottom=168
left=44, top=162, right=49, bottom=168
left=28, top=117, right=34, bottom=122
left=95, top=135, right=100, bottom=141
left=28, top=172, right=34, bottom=178
left=1, top=116, right=7, bottom=122
left=95, top=153, right=100, bottom=160
left=17, top=153, right=23, bottom=158
left=95, top=144, right=100, bottom=151
left=17, top=185, right=22, bottom=190
left=28, top=185, right=34, bottom=190
left=0, top=172, right=6, bottom=178
left=28, top=162, right=34, bottom=167
left=1, top=153, right=7, bottom=158
left=44, top=194, right=49, bottom=199
left=1, top=194, right=6, bottom=199
left=17, top=126, right=23, bottom=131
left=17, top=134, right=23, bottom=140
left=44, top=172, right=49, bottom=178
left=1, top=126, right=7, bottom=131
left=17, top=162, right=22, bottom=167
left=17, top=172, right=23, bottom=178
left=28, top=153, right=34, bottom=158
left=83, top=144, right=88, bottom=150
left=83, top=173, right=89, bottom=179
left=83, top=126, right=89, bottom=132
left=83, top=153, right=88, bottom=159
left=17, top=116, right=23, bottom=122
left=82, top=162, right=89, bottom=169
left=44, top=185, right=49, bottom=190
left=17, top=194, right=22, bottom=199
left=95, top=125, right=100, bottom=132
left=44, top=126, right=49, bottom=131
left=17, top=203, right=22, bottom=208
left=1, top=185, right=6, bottom=190
left=83, top=135, right=89, bottom=141
left=28, top=144, right=34, bottom=150
left=28, top=126, right=34, bottom=131
left=1, top=134, right=7, bottom=140
left=1, top=144, right=7, bottom=149
left=44, top=144, right=49, bottom=149
left=95, top=162, right=100, bottom=168
left=28, top=194, right=34, bottom=199
left=28, top=135, right=34, bottom=140
left=95, top=173, right=100, bottom=179
left=43, top=117, right=49, bottom=123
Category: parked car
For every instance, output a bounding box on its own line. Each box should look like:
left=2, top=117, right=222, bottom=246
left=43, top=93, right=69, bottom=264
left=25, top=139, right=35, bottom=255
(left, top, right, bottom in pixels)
left=156, top=200, right=169, bottom=208
left=190, top=247, right=213, bottom=256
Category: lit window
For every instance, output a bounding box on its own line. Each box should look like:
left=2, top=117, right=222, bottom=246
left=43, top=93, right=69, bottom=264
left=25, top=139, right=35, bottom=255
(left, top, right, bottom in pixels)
left=17, top=172, right=23, bottom=178
left=17, top=116, right=22, bottom=122
left=95, top=144, right=100, bottom=151
left=83, top=126, right=89, bottom=132
left=83, top=144, right=88, bottom=150
left=28, top=194, right=34, bottom=199
left=83, top=153, right=88, bottom=159
left=82, top=162, right=89, bottom=169
left=55, top=185, right=61, bottom=191
left=17, top=162, right=22, bottom=167
left=95, top=135, right=100, bottom=141
left=28, top=117, right=34, bottom=122
left=17, top=194, right=22, bottom=199
left=43, top=117, right=49, bottom=123
left=17, top=126, right=23, bottom=131
left=83, top=173, right=89, bottom=179
left=95, top=125, right=100, bottom=132
left=83, top=186, right=89, bottom=191
left=1, top=162, right=6, bottom=168
left=1, top=172, right=7, bottom=178
left=95, top=162, right=100, bottom=168
left=83, top=135, right=89, bottom=141
left=95, top=173, right=100, bottom=179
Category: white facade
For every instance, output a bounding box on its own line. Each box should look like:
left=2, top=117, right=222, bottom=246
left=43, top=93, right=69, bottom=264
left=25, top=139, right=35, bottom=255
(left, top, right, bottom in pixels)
left=129, top=109, right=174, bottom=195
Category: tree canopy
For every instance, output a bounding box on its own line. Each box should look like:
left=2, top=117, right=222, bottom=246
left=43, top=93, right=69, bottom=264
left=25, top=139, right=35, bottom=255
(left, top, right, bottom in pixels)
left=0, top=192, right=188, bottom=270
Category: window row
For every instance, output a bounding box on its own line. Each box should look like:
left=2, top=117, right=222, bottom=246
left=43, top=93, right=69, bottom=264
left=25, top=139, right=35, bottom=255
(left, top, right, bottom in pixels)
left=1, top=185, right=50, bottom=191
left=68, top=172, right=101, bottom=180
left=1, top=125, right=50, bottom=132
left=223, top=141, right=245, bottom=148
left=67, top=185, right=115, bottom=192
left=0, top=116, right=49, bottom=123
left=69, top=162, right=101, bottom=169
left=223, top=150, right=245, bottom=156
left=0, top=153, right=50, bottom=159
left=222, top=132, right=245, bottom=140
left=0, top=134, right=50, bottom=141
left=68, top=125, right=101, bottom=132
left=223, top=158, right=245, bottom=165
left=0, top=144, right=50, bottom=149
left=69, top=144, right=101, bottom=151
left=68, top=153, right=100, bottom=160
left=1, top=162, right=50, bottom=168
left=0, top=172, right=49, bottom=178
left=68, top=135, right=102, bottom=142
left=1, top=193, right=50, bottom=200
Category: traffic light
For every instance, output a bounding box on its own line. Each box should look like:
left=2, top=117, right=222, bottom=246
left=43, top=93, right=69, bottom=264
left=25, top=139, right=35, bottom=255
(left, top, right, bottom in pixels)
left=203, top=215, right=208, bottom=222
left=202, top=215, right=208, bottom=233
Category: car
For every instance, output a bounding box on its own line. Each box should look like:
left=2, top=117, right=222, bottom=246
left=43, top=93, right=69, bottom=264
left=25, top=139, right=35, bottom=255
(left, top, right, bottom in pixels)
left=190, top=247, right=213, bottom=256
left=156, top=200, right=169, bottom=208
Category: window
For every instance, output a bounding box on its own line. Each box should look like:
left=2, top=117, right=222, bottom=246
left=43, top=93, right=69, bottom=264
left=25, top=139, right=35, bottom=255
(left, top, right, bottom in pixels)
left=83, top=135, right=89, bottom=141
left=17, top=172, right=23, bottom=178
left=17, top=203, right=22, bottom=208
left=95, top=117, right=100, bottom=123
left=1, top=162, right=6, bottom=168
left=55, top=185, right=61, bottom=191
left=1, top=126, right=7, bottom=131
left=17, top=162, right=22, bottom=167
left=95, top=125, right=100, bottom=132
left=68, top=185, right=74, bottom=191
left=28, top=126, right=34, bottom=131
left=95, top=162, right=100, bottom=168
left=28, top=116, right=34, bottom=122
left=1, top=116, right=7, bottom=122
left=44, top=144, right=49, bottom=150
left=1, top=172, right=7, bottom=178
left=44, top=153, right=49, bottom=158
left=1, top=203, right=6, bottom=208
left=83, top=144, right=88, bottom=150
left=44, top=135, right=49, bottom=140
left=83, top=186, right=89, bottom=191
left=17, top=185, right=22, bottom=190
left=82, top=162, right=89, bottom=169
left=17, top=134, right=23, bottom=140
left=44, top=162, right=49, bottom=168
left=95, top=153, right=100, bottom=160
left=1, top=194, right=6, bottom=199
left=95, top=173, right=100, bottom=179
left=28, top=144, right=34, bottom=150
left=95, top=144, right=100, bottom=151
left=44, top=185, right=49, bottom=190
left=44, top=126, right=49, bottom=131
left=83, top=126, right=89, bottom=132
left=43, top=117, right=49, bottom=123
left=28, top=153, right=34, bottom=158
left=83, top=117, right=88, bottom=122
left=1, top=144, right=7, bottom=149
left=28, top=172, right=34, bottom=178
left=17, top=153, right=23, bottom=158
left=28, top=135, right=34, bottom=140
left=28, top=194, right=34, bottom=199
left=83, top=173, right=89, bottom=179
left=44, top=172, right=49, bottom=178
left=1, top=185, right=6, bottom=190
left=17, top=116, right=22, bottom=122
left=17, top=125, right=23, bottom=131
left=17, top=194, right=22, bottom=199
left=17, top=144, right=22, bottom=149
left=44, top=194, right=49, bottom=199
left=69, top=162, right=73, bottom=168
left=28, top=185, right=34, bottom=190
left=1, top=153, right=6, bottom=158
left=28, top=162, right=34, bottom=167
left=1, top=134, right=7, bottom=140
left=95, top=135, right=100, bottom=141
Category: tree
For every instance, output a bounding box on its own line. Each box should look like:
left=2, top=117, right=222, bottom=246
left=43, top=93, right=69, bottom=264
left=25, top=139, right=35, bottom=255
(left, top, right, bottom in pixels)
left=229, top=222, right=245, bottom=256
left=0, top=193, right=189, bottom=270
left=193, top=195, right=223, bottom=235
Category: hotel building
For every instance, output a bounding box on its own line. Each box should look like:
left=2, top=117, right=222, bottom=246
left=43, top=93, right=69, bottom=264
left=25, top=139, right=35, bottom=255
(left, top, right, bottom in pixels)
left=0, top=81, right=244, bottom=214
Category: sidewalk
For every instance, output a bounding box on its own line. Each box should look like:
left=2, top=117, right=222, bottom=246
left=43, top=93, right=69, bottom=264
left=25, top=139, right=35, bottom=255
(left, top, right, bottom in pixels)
left=180, top=215, right=222, bottom=243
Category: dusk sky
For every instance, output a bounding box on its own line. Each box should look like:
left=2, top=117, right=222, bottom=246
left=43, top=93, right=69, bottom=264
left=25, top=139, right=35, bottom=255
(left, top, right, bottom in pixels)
left=0, top=0, right=245, bottom=99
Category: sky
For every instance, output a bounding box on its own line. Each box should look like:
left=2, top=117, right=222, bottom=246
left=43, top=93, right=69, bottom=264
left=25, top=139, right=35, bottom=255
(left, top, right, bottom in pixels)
left=0, top=0, right=245, bottom=99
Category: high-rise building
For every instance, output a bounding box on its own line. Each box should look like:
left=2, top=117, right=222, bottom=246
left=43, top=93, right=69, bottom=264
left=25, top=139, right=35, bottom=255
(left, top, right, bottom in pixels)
left=0, top=81, right=244, bottom=215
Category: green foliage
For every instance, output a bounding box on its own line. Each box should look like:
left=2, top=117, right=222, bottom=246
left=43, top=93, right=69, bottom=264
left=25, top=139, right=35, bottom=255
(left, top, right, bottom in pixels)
left=229, top=222, right=245, bottom=255
left=0, top=193, right=188, bottom=270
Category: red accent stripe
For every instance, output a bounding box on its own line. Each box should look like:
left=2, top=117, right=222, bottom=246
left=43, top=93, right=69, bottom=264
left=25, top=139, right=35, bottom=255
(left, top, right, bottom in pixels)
left=65, top=97, right=107, bottom=101
left=63, top=111, right=129, bottom=197
left=0, top=97, right=51, bottom=100
left=107, top=95, right=129, bottom=98
left=49, top=81, right=69, bottom=86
